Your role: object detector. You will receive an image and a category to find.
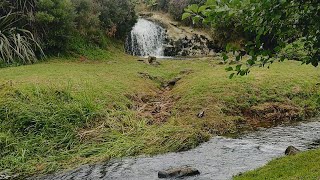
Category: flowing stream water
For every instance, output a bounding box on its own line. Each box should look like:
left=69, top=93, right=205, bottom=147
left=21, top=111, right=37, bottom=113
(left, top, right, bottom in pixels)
left=39, top=120, right=320, bottom=180
left=125, top=18, right=166, bottom=57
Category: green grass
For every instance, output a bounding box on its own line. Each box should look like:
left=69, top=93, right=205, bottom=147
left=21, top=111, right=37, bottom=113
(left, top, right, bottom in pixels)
left=0, top=48, right=319, bottom=178
left=234, top=149, right=320, bottom=180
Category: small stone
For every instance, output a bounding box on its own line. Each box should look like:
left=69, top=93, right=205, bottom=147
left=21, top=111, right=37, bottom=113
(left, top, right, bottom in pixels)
left=147, top=56, right=157, bottom=64
left=144, top=56, right=160, bottom=66
left=158, top=166, right=200, bottom=179
left=197, top=111, right=205, bottom=118
left=167, top=77, right=181, bottom=87
left=285, top=146, right=300, bottom=155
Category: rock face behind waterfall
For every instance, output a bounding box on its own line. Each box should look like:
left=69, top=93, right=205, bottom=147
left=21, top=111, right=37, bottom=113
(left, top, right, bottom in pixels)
left=125, top=12, right=222, bottom=57
left=164, top=34, right=220, bottom=57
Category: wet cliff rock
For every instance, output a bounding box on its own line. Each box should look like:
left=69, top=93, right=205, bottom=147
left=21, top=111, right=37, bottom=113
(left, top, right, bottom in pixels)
left=163, top=34, right=222, bottom=57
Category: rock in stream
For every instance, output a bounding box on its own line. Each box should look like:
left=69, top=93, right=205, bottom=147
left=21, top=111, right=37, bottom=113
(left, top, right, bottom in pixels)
left=158, top=166, right=200, bottom=178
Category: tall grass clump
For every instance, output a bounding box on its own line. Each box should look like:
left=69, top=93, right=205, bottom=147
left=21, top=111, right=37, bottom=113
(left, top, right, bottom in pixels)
left=0, top=0, right=137, bottom=66
left=0, top=9, right=43, bottom=65
left=0, top=85, right=101, bottom=174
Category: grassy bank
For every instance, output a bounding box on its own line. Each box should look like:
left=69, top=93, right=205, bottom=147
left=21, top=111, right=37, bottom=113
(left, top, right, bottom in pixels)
left=234, top=149, right=320, bottom=179
left=0, top=49, right=319, bottom=178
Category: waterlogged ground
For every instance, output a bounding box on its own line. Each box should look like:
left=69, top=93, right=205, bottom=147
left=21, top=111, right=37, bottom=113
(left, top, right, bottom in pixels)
left=39, top=120, right=320, bottom=180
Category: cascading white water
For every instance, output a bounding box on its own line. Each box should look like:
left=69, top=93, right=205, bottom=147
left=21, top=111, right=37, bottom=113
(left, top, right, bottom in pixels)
left=126, top=18, right=166, bottom=57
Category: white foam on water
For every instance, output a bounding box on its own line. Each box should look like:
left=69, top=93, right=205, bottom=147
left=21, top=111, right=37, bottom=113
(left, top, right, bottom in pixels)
left=126, top=18, right=166, bottom=57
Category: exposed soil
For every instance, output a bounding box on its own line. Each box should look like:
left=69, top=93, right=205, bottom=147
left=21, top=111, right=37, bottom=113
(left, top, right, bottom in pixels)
left=243, top=102, right=302, bottom=128
left=135, top=69, right=305, bottom=132
left=127, top=91, right=180, bottom=124
left=128, top=70, right=194, bottom=124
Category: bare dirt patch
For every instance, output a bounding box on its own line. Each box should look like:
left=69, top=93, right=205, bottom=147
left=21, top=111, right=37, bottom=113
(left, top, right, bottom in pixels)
left=243, top=102, right=302, bottom=128
left=129, top=70, right=193, bottom=124
left=127, top=91, right=180, bottom=124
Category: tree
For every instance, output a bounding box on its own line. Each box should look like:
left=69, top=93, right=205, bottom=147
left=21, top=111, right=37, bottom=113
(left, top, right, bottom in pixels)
left=183, top=0, right=320, bottom=77
left=98, top=0, right=137, bottom=39
left=35, top=0, right=76, bottom=52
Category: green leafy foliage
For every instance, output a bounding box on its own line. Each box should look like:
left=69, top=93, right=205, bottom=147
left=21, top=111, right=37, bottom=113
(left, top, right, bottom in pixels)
left=0, top=0, right=137, bottom=65
left=281, top=39, right=308, bottom=61
left=185, top=0, right=320, bottom=77
left=98, top=0, right=137, bottom=39
left=35, top=0, right=76, bottom=53
left=0, top=3, right=44, bottom=65
left=72, top=0, right=102, bottom=41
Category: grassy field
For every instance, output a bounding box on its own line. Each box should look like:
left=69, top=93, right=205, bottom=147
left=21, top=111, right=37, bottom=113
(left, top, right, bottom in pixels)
left=0, top=48, right=319, bottom=178
left=235, top=149, right=320, bottom=179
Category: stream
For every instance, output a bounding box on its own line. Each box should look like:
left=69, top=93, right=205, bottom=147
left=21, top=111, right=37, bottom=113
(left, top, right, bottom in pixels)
left=39, top=120, right=320, bottom=180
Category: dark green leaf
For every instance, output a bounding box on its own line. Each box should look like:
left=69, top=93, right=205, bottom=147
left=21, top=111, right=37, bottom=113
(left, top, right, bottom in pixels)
left=182, top=13, right=192, bottom=20
left=229, top=73, right=235, bottom=79
left=225, top=67, right=233, bottom=71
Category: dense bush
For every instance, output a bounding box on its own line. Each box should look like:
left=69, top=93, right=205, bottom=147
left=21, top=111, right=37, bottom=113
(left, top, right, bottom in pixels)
left=35, top=0, right=76, bottom=53
left=281, top=39, right=308, bottom=61
left=73, top=0, right=101, bottom=36
left=184, top=0, right=320, bottom=76
left=0, top=0, right=137, bottom=65
left=99, top=0, right=137, bottom=39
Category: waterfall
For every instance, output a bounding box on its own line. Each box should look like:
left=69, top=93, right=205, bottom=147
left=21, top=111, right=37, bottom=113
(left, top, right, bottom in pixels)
left=126, top=18, right=166, bottom=57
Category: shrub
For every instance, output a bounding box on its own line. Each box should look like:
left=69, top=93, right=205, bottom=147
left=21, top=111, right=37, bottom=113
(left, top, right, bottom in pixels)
left=0, top=1, right=43, bottom=65
left=35, top=0, right=76, bottom=53
left=72, top=0, right=102, bottom=43
left=0, top=0, right=138, bottom=64
left=98, top=0, right=137, bottom=39
left=281, top=39, right=308, bottom=61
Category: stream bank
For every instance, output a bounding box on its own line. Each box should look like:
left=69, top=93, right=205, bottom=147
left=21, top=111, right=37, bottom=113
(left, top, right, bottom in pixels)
left=37, top=120, right=320, bottom=180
